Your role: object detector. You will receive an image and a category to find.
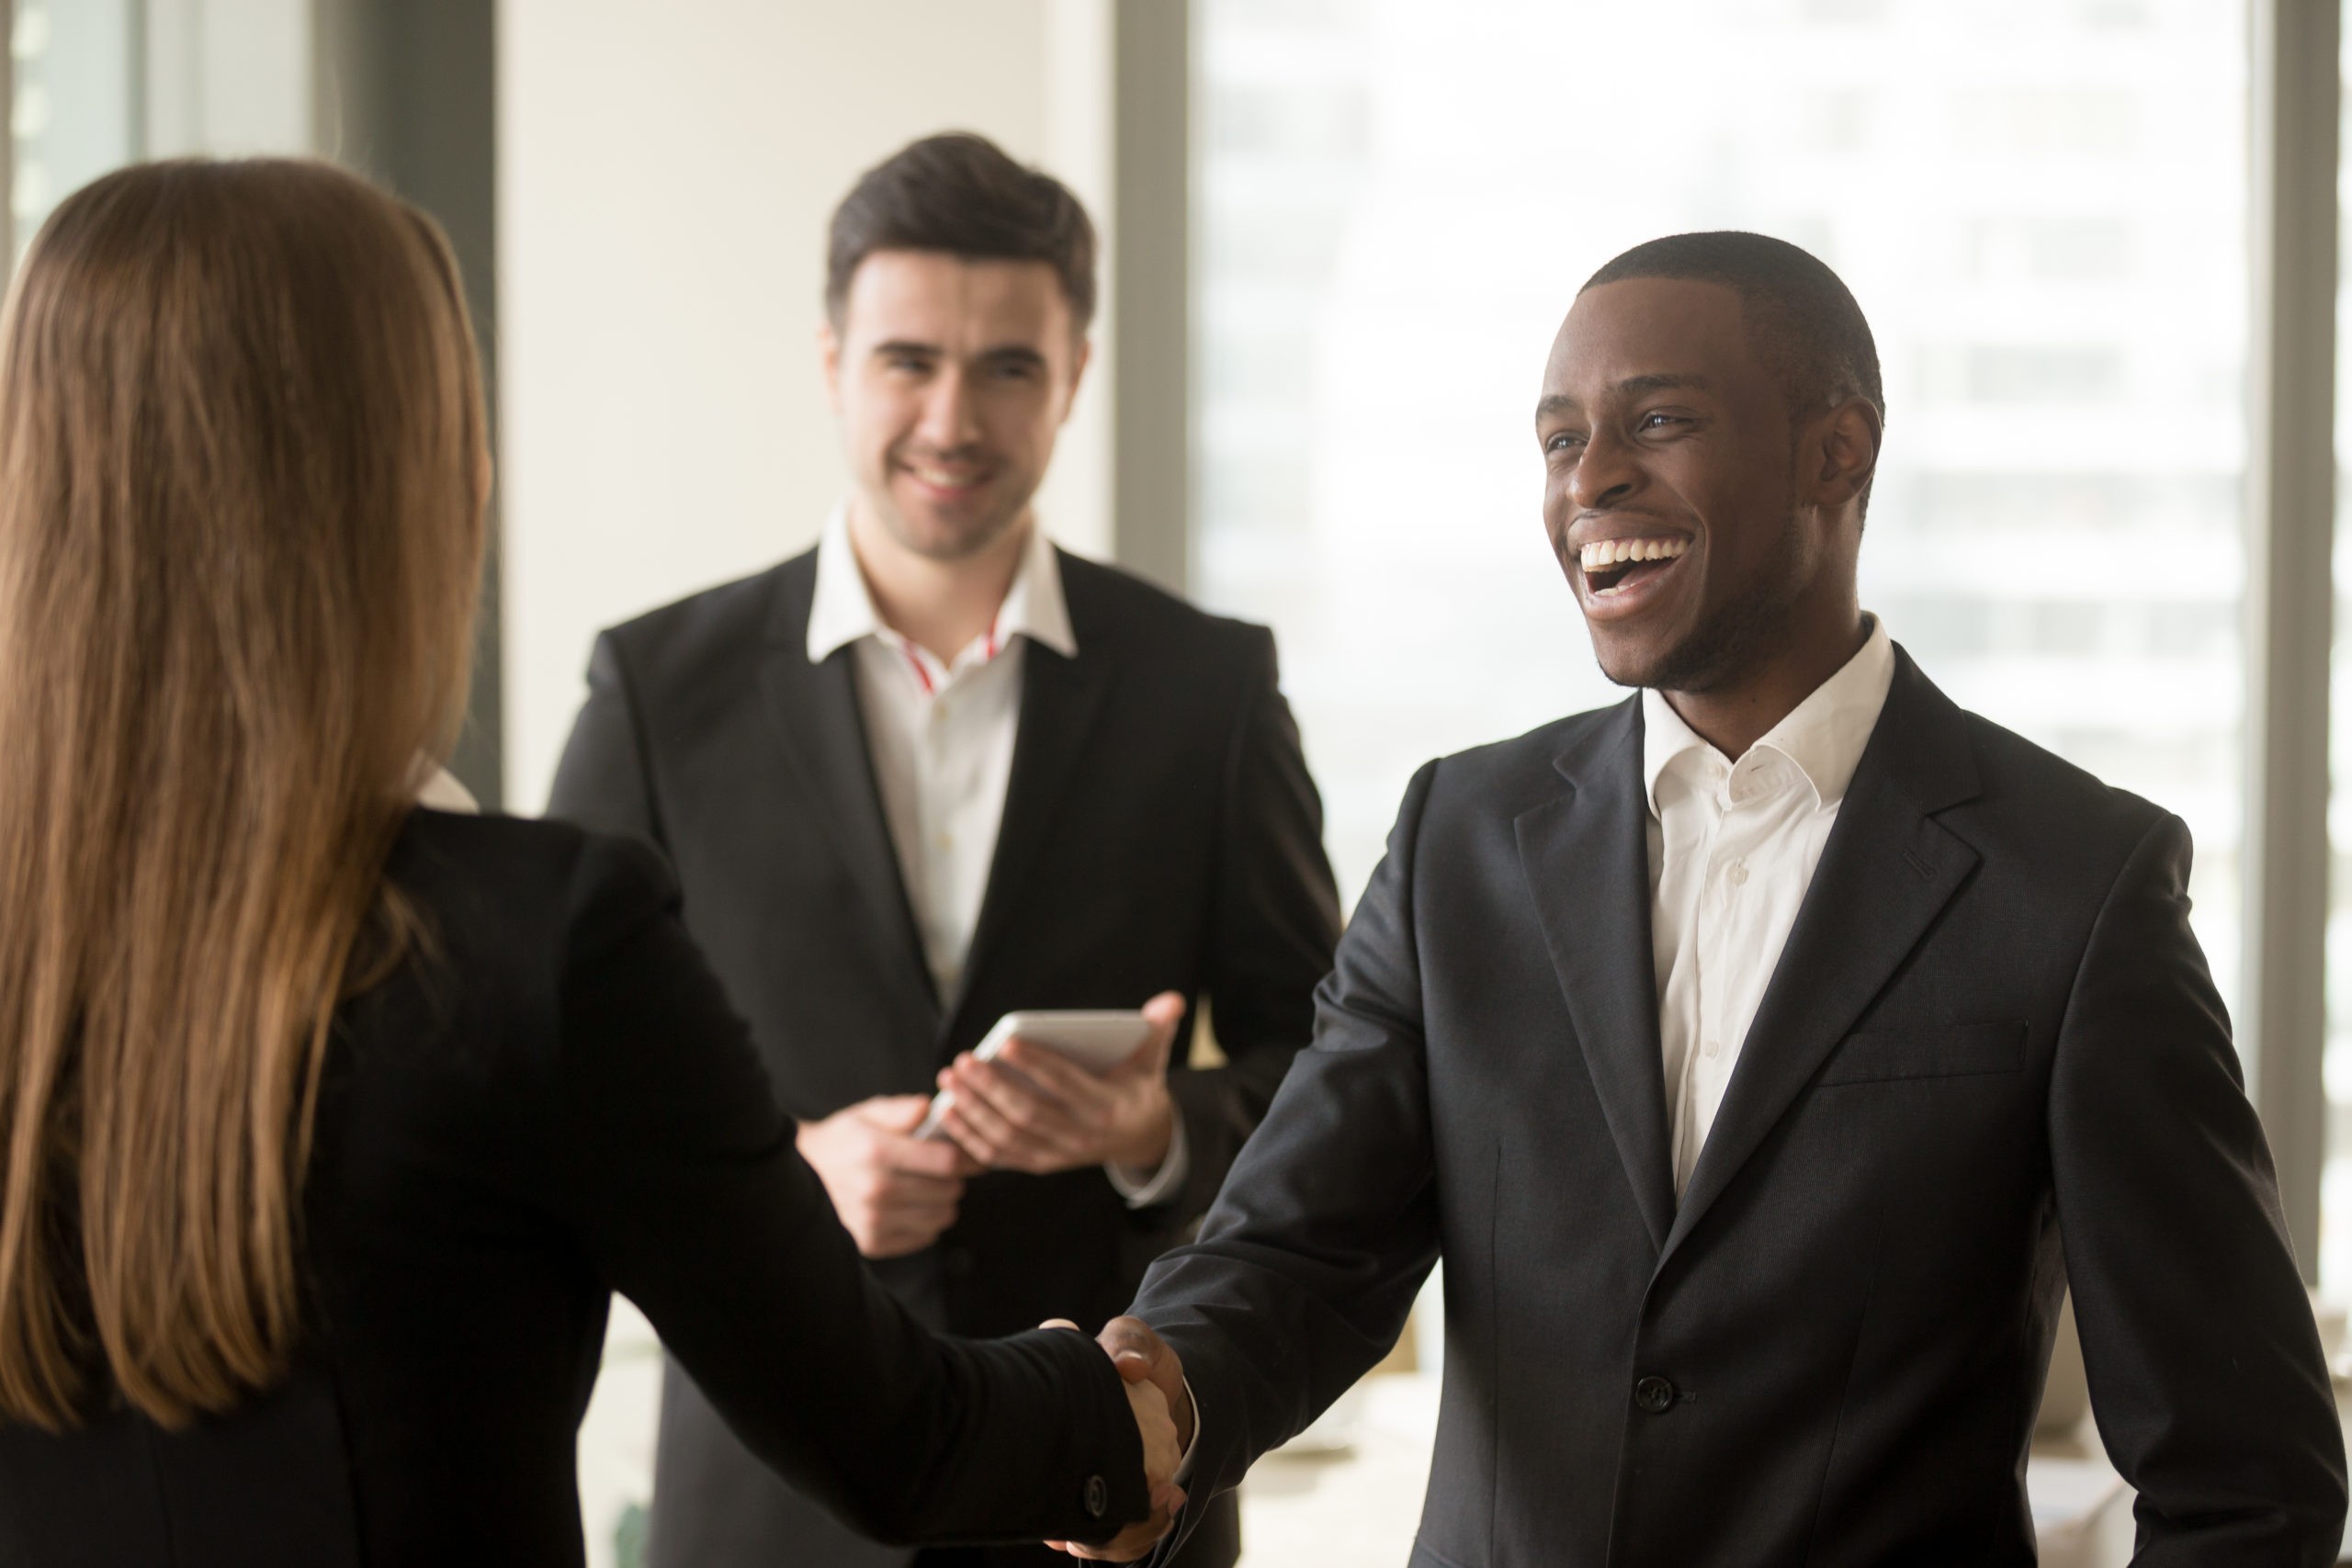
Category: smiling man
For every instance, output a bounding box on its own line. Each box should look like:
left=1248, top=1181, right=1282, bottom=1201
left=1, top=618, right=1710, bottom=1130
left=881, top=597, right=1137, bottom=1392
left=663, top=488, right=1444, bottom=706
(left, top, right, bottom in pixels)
left=547, top=134, right=1338, bottom=1568
left=1089, top=232, right=2347, bottom=1566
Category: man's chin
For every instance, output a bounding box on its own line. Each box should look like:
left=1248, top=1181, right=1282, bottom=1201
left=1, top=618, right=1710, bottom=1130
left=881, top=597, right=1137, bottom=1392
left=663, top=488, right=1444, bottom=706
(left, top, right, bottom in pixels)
left=877, top=498, right=1028, bottom=563
left=1588, top=632, right=1674, bottom=692
left=1589, top=628, right=1729, bottom=695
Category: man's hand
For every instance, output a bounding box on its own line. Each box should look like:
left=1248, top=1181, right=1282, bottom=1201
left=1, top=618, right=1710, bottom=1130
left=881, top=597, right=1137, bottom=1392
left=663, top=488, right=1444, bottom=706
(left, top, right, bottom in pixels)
left=795, top=1095, right=980, bottom=1258
left=1042, top=1317, right=1189, bottom=1562
left=936, top=992, right=1187, bottom=1176
left=1096, top=1316, right=1193, bottom=1457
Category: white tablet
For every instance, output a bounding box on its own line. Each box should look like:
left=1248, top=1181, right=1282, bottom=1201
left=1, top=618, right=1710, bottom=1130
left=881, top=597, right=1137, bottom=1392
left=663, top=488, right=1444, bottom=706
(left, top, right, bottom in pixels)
left=913, top=1010, right=1154, bottom=1141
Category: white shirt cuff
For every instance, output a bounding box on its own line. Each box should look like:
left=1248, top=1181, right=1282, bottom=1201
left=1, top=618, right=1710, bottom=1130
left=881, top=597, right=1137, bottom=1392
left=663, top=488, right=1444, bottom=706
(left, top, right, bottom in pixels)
left=1175, top=1376, right=1200, bottom=1483
left=1105, top=1111, right=1189, bottom=1208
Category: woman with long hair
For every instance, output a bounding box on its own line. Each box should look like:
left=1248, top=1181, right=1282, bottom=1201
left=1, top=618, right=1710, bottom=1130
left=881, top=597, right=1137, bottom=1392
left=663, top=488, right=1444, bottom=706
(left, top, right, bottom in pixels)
left=0, top=159, right=1176, bottom=1567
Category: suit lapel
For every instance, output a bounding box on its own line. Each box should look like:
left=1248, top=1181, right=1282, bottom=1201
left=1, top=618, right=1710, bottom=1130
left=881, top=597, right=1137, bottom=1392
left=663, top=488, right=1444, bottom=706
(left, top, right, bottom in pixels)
left=756, top=568, right=940, bottom=1018
left=1516, top=697, right=1678, bottom=1254
left=944, top=556, right=1115, bottom=1036
left=1658, top=652, right=1983, bottom=1268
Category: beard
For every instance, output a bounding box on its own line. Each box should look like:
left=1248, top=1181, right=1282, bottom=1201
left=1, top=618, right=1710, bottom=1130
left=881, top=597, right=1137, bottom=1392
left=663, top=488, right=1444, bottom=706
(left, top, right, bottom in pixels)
left=1604, top=498, right=1809, bottom=694
left=875, top=494, right=1026, bottom=562
left=869, top=453, right=1032, bottom=564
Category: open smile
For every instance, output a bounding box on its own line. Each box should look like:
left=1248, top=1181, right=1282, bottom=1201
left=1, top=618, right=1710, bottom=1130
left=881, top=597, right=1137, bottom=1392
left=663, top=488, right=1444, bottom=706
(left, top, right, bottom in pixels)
left=1577, top=535, right=1690, bottom=602
left=896, top=458, right=997, bottom=500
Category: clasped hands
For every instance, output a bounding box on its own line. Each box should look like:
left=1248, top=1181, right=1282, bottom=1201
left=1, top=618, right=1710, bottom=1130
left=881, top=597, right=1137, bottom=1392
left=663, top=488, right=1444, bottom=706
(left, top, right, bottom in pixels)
left=1041, top=1315, right=1195, bottom=1562
left=797, top=992, right=1188, bottom=1258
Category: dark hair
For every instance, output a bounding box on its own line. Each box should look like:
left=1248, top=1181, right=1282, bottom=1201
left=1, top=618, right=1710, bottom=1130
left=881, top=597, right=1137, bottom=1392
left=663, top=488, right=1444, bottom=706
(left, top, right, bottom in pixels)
left=1583, top=231, right=1883, bottom=429
left=826, top=132, right=1097, bottom=333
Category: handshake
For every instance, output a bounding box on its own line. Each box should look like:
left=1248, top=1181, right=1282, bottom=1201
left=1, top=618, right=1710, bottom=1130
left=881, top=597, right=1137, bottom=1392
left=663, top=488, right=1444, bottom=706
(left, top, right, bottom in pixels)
left=1042, top=1315, right=1194, bottom=1562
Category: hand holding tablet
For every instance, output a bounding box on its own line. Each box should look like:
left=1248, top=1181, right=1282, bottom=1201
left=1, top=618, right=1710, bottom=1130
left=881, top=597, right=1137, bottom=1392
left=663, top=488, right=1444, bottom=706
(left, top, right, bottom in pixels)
left=913, top=1010, right=1155, bottom=1141
left=925, top=993, right=1188, bottom=1176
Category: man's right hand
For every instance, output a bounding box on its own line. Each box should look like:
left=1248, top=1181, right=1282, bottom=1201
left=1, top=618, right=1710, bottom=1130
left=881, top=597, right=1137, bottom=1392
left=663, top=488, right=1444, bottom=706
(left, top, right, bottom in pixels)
left=795, top=1095, right=979, bottom=1258
left=1096, top=1317, right=1193, bottom=1456
left=1049, top=1316, right=1194, bottom=1562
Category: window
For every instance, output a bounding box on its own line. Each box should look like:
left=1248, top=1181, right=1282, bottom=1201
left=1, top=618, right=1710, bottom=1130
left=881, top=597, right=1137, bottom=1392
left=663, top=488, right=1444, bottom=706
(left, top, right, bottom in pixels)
left=1197, top=0, right=2250, bottom=1010
left=9, top=0, right=138, bottom=260
left=2321, top=4, right=2352, bottom=1293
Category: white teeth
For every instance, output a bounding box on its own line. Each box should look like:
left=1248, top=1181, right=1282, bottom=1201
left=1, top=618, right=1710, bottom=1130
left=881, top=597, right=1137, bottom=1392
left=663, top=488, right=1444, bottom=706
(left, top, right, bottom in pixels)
left=1578, top=536, right=1689, bottom=573
left=913, top=468, right=979, bottom=489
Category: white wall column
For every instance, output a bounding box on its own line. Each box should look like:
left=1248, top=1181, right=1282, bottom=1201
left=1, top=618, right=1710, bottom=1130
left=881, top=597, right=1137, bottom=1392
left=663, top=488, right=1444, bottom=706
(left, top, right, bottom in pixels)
left=499, top=0, right=1139, bottom=813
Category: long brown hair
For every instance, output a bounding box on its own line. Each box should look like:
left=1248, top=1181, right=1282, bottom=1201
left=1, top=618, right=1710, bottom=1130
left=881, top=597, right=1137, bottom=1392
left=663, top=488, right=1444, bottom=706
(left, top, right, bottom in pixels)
left=0, top=160, right=487, bottom=1428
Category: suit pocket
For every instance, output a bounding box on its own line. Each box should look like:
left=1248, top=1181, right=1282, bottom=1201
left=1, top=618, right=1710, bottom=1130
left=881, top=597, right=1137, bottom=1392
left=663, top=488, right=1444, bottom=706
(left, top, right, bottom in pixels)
left=1815, top=1021, right=2027, bottom=1085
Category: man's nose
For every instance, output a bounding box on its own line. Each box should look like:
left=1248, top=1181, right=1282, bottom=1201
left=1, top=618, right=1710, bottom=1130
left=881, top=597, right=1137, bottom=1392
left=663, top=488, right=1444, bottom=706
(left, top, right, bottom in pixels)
left=915, top=367, right=982, bottom=450
left=1566, top=426, right=1641, bottom=513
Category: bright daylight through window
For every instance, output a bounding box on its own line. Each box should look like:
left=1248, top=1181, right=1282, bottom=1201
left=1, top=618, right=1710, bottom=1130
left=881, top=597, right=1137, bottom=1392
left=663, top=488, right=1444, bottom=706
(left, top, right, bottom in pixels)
left=1200, top=0, right=2250, bottom=1120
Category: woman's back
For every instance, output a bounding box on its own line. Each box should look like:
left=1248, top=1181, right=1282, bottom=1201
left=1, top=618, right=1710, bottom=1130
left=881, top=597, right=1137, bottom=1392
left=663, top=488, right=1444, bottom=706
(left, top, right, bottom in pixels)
left=3, top=808, right=1154, bottom=1566
left=1, top=812, right=693, bottom=1564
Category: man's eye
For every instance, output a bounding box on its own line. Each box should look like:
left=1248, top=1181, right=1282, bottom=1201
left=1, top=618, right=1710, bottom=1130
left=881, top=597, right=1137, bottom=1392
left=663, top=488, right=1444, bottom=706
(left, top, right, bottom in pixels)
left=1639, top=412, right=1680, bottom=430
left=1544, top=432, right=1585, bottom=454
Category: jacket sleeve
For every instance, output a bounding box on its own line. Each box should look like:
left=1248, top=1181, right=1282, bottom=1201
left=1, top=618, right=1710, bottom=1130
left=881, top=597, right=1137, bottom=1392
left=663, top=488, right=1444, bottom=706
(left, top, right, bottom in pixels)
left=2050, top=812, right=2347, bottom=1564
left=1162, top=626, right=1342, bottom=1224
left=1134, top=761, right=1443, bottom=1548
left=545, top=631, right=662, bottom=847
left=537, top=832, right=1151, bottom=1548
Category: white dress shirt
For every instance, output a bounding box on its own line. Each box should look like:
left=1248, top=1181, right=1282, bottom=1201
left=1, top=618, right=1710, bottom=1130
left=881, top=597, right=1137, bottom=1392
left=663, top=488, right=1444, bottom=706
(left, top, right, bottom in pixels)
left=805, top=505, right=1186, bottom=1205
left=1644, top=616, right=1894, bottom=1199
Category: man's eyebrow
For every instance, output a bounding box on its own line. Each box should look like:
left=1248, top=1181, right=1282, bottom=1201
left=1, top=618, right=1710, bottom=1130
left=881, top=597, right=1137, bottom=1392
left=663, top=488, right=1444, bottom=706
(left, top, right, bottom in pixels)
left=1535, top=373, right=1714, bottom=423
left=869, top=341, right=1048, bottom=367
left=1614, top=372, right=1713, bottom=398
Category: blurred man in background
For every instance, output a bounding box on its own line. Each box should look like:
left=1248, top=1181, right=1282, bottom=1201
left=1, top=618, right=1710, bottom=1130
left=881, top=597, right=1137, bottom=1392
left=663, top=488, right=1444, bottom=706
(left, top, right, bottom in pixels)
left=548, top=132, right=1339, bottom=1568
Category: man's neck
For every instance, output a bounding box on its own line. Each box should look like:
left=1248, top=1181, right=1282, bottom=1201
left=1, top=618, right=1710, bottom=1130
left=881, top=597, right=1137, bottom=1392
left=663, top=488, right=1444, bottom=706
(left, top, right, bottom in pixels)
left=1660, top=607, right=1870, bottom=761
left=846, top=499, right=1030, bottom=664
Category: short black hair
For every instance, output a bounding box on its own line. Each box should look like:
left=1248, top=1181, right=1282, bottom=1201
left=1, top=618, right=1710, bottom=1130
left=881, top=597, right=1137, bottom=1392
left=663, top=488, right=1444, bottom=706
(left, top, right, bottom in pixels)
left=1582, top=231, right=1883, bottom=428
left=826, top=132, right=1097, bottom=333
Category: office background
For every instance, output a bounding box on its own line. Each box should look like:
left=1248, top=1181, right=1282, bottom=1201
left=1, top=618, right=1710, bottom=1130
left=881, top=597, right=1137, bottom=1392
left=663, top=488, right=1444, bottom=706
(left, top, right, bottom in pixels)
left=10, top=1, right=2342, bottom=1562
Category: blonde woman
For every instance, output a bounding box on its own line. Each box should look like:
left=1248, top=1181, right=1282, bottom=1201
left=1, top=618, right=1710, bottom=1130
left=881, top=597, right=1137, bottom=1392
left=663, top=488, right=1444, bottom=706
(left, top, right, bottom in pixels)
left=0, top=160, right=1178, bottom=1568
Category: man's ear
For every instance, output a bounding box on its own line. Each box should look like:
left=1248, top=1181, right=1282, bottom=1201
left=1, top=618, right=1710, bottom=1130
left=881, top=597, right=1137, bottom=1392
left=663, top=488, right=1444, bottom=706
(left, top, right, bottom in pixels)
left=819, top=320, right=844, bottom=415
left=1812, top=397, right=1881, bottom=509
left=1060, top=335, right=1095, bottom=424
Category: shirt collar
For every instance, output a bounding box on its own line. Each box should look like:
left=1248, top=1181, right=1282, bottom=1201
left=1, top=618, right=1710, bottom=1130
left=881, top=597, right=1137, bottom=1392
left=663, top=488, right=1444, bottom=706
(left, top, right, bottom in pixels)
left=806, top=501, right=1078, bottom=665
left=1641, top=615, right=1895, bottom=818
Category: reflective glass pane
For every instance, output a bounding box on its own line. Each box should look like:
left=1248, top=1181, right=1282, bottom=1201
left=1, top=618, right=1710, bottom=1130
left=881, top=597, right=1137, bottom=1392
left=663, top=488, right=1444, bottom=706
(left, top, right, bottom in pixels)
left=2322, top=0, right=2352, bottom=1291
left=1198, top=0, right=2248, bottom=985
left=10, top=0, right=138, bottom=260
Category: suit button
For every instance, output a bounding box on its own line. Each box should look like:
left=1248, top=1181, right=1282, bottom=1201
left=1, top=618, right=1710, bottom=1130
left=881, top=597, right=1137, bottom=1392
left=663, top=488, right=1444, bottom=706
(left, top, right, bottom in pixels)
left=1634, top=1375, right=1677, bottom=1414
left=1084, top=1473, right=1109, bottom=1518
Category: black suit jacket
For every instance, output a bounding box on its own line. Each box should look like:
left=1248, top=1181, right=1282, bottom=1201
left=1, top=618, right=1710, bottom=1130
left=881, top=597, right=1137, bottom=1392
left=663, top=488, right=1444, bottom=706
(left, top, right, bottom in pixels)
left=0, top=813, right=1151, bottom=1568
left=547, top=546, right=1340, bottom=1567
left=1133, top=649, right=2347, bottom=1567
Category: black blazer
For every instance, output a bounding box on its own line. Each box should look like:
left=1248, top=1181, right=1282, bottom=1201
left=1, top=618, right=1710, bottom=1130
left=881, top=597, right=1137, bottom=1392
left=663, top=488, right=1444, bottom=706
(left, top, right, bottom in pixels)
left=0, top=812, right=1151, bottom=1568
left=547, top=546, right=1340, bottom=1567
left=1132, top=649, right=2348, bottom=1567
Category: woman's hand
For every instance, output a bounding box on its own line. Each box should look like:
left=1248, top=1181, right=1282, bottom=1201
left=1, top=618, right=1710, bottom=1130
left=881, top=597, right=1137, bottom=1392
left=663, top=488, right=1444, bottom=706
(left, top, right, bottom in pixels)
left=1040, top=1318, right=1186, bottom=1562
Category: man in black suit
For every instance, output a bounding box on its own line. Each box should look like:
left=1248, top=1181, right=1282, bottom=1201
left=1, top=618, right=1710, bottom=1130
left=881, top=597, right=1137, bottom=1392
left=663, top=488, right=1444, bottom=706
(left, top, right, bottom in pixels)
left=547, top=134, right=1339, bottom=1568
left=1086, top=232, right=2348, bottom=1566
